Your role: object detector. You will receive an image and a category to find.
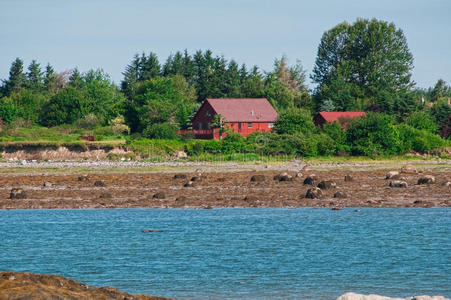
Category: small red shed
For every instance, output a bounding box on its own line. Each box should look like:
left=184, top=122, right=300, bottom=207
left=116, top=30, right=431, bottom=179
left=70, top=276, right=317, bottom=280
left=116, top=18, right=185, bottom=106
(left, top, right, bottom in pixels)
left=191, top=98, right=278, bottom=139
left=314, top=111, right=366, bottom=128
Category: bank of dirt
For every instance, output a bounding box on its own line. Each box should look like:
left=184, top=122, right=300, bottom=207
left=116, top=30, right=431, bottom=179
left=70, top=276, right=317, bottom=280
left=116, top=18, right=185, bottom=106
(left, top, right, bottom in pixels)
left=0, top=167, right=449, bottom=209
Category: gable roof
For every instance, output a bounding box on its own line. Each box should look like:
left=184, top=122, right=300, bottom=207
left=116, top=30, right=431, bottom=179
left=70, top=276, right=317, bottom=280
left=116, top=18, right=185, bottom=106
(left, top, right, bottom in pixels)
left=317, top=111, right=366, bottom=122
left=206, top=98, right=278, bottom=122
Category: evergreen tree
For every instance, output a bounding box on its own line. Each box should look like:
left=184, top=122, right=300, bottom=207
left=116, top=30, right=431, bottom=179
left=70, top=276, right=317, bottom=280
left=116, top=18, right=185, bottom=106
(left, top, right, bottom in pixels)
left=69, top=68, right=83, bottom=88
left=26, top=60, right=44, bottom=91
left=3, top=58, right=26, bottom=96
left=139, top=52, right=161, bottom=80
left=44, top=63, right=58, bottom=93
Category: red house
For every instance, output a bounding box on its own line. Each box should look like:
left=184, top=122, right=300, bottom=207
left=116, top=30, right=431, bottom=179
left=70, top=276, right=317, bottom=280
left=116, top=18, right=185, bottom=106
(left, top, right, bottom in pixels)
left=314, top=111, right=366, bottom=128
left=191, top=98, right=278, bottom=139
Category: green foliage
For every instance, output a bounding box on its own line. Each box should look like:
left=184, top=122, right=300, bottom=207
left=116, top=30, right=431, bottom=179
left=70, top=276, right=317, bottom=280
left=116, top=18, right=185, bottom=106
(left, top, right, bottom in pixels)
left=223, top=131, right=244, bottom=142
left=143, top=123, right=178, bottom=139
left=40, top=87, right=88, bottom=126
left=429, top=100, right=451, bottom=128
left=312, top=18, right=414, bottom=113
left=0, top=97, right=19, bottom=123
left=405, top=111, right=439, bottom=133
left=397, top=124, right=446, bottom=153
left=346, top=113, right=400, bottom=156
left=274, top=108, right=315, bottom=135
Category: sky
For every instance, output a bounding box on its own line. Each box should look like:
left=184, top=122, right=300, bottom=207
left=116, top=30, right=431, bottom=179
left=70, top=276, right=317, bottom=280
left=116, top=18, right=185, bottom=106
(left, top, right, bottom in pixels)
left=1, top=0, right=450, bottom=89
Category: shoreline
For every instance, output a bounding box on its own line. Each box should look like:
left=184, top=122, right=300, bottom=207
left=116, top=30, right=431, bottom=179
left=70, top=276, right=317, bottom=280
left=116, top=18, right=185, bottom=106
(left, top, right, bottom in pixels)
left=0, top=161, right=449, bottom=209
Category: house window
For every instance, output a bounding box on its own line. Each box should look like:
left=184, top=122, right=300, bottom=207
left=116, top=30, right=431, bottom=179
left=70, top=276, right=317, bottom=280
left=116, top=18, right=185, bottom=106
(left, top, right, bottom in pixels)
left=238, top=122, right=242, bottom=130
left=206, top=123, right=210, bottom=129
left=197, top=122, right=202, bottom=130
left=268, top=122, right=274, bottom=128
left=248, top=122, right=252, bottom=128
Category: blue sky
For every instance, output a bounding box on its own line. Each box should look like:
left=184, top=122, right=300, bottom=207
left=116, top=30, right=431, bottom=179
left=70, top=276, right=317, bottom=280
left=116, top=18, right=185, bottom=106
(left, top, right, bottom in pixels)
left=1, top=0, right=450, bottom=89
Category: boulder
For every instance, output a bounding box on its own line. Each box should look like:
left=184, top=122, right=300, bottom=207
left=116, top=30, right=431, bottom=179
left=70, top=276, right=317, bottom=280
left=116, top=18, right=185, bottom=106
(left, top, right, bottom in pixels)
left=273, top=172, right=293, bottom=182
left=190, top=176, right=202, bottom=182
left=174, top=150, right=187, bottom=158
left=442, top=181, right=451, bottom=187
left=296, top=172, right=303, bottom=178
left=401, top=164, right=417, bottom=174
left=184, top=181, right=196, bottom=187
left=173, top=174, right=187, bottom=179
left=386, top=171, right=400, bottom=179
left=175, top=196, right=187, bottom=202
left=334, top=191, right=347, bottom=198
left=10, top=188, right=27, bottom=199
left=417, top=175, right=436, bottom=184
left=336, top=292, right=448, bottom=300
left=317, top=180, right=337, bottom=190
left=344, top=175, right=353, bottom=182
left=303, top=174, right=317, bottom=185
left=153, top=192, right=166, bottom=199
left=250, top=174, right=265, bottom=182
left=244, top=195, right=258, bottom=202
left=99, top=192, right=112, bottom=199
left=78, top=175, right=89, bottom=182
left=331, top=207, right=341, bottom=211
left=389, top=180, right=408, bottom=188
left=94, top=180, right=106, bottom=187
left=305, top=187, right=323, bottom=199
left=43, top=182, right=52, bottom=187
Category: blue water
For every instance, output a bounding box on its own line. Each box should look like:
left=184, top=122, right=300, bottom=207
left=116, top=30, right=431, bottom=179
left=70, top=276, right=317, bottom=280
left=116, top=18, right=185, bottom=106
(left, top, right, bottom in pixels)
left=0, top=208, right=450, bottom=300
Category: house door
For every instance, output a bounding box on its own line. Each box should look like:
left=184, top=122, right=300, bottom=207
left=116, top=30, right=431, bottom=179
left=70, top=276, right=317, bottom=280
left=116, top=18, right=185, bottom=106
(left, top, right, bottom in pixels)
left=238, top=122, right=242, bottom=131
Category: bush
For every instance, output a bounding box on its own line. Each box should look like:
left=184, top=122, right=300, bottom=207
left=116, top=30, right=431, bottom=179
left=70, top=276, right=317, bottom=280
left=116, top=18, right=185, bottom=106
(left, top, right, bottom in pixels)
left=346, top=113, right=400, bottom=156
left=274, top=108, right=315, bottom=135
left=397, top=124, right=446, bottom=153
left=142, top=123, right=178, bottom=139
left=316, top=133, right=336, bottom=156
left=405, top=111, right=438, bottom=133
left=223, top=131, right=244, bottom=142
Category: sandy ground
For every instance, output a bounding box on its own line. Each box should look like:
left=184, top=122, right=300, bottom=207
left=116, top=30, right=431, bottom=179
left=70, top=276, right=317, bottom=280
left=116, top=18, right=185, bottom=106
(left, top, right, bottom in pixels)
left=0, top=161, right=450, bottom=209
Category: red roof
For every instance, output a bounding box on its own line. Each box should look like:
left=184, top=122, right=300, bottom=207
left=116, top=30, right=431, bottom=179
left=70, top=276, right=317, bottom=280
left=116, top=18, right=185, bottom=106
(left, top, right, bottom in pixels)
left=317, top=111, right=366, bottom=122
left=206, top=98, right=278, bottom=122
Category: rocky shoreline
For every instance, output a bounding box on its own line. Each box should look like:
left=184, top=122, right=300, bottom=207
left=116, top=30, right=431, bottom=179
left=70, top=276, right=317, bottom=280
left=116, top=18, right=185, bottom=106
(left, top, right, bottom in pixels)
left=0, top=162, right=449, bottom=209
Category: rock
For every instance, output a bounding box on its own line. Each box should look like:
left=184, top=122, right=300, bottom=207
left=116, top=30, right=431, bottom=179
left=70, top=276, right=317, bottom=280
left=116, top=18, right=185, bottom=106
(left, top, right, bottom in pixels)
left=336, top=292, right=448, bottom=300
left=43, top=182, right=52, bottom=187
left=305, top=187, right=323, bottom=199
left=344, top=175, right=353, bottom=182
left=386, top=171, right=400, bottom=179
left=173, top=174, right=187, bottom=179
left=334, top=191, right=347, bottom=198
left=250, top=174, right=265, bottom=182
left=94, top=180, right=106, bottom=187
left=142, top=229, right=163, bottom=233
left=99, top=192, right=112, bottom=199
left=401, top=164, right=417, bottom=174
left=10, top=188, right=27, bottom=199
left=153, top=192, right=166, bottom=199
left=317, top=180, right=337, bottom=190
left=354, top=209, right=360, bottom=212
left=273, top=172, right=293, bottom=182
left=0, top=271, right=169, bottom=300
left=78, top=175, right=89, bottom=182
left=417, top=175, right=436, bottom=184
left=184, top=181, right=196, bottom=187
left=331, top=207, right=341, bottom=211
left=303, top=174, right=317, bottom=185
left=442, top=181, right=451, bottom=187
left=296, top=172, right=303, bottom=178
left=175, top=196, right=187, bottom=202
left=174, top=150, right=187, bottom=158
left=389, top=180, right=408, bottom=188
left=191, top=176, right=202, bottom=182
left=244, top=195, right=258, bottom=201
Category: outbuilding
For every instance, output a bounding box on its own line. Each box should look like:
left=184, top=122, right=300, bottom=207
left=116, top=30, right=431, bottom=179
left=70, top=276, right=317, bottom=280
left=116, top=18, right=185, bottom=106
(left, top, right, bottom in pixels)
left=313, top=111, right=366, bottom=128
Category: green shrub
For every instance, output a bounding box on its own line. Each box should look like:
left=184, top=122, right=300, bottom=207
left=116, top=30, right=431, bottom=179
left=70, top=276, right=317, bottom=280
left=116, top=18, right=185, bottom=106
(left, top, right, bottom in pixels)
left=316, top=133, right=336, bottom=156
left=274, top=108, right=315, bottom=135
left=223, top=131, right=245, bottom=142
left=346, top=113, right=400, bottom=156
left=143, top=123, right=178, bottom=139
left=405, top=111, right=438, bottom=133
left=397, top=124, right=446, bottom=153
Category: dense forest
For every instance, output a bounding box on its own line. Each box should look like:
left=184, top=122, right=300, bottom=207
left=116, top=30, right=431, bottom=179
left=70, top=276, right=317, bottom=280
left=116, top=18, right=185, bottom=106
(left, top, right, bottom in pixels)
left=0, top=18, right=450, bottom=157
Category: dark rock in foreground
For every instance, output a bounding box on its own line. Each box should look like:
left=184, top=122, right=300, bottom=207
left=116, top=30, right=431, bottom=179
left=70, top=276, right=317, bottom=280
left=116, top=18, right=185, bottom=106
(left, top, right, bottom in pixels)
left=0, top=271, right=170, bottom=300
left=250, top=174, right=265, bottom=182
left=10, top=188, right=26, bottom=199
left=305, top=187, right=322, bottom=199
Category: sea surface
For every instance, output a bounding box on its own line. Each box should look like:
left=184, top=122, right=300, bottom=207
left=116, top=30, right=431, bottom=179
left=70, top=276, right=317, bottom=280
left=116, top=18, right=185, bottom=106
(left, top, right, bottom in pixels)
left=0, top=208, right=450, bottom=300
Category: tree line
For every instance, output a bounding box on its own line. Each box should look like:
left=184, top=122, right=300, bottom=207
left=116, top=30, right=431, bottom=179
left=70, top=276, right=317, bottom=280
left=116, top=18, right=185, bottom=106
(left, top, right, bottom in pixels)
left=0, top=18, right=450, bottom=144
